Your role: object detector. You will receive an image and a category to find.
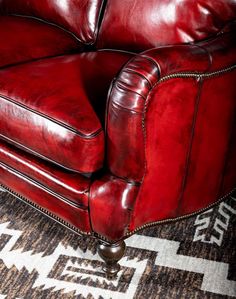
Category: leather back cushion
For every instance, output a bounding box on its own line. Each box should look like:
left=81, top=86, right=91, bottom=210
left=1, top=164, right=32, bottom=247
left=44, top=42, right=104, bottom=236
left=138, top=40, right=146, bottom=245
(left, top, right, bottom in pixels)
left=97, top=0, right=236, bottom=52
left=0, top=0, right=104, bottom=44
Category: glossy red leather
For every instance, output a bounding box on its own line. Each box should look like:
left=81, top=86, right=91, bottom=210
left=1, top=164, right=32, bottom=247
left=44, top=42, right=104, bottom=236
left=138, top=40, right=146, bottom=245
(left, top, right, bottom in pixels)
left=221, top=118, right=236, bottom=196
left=97, top=0, right=236, bottom=51
left=0, top=0, right=104, bottom=44
left=0, top=1, right=235, bottom=243
left=0, top=16, right=82, bottom=69
left=0, top=51, right=132, bottom=173
left=0, top=162, right=91, bottom=232
left=0, top=140, right=90, bottom=207
left=180, top=72, right=236, bottom=214
left=106, top=44, right=209, bottom=181
left=89, top=175, right=139, bottom=241
left=127, top=31, right=236, bottom=230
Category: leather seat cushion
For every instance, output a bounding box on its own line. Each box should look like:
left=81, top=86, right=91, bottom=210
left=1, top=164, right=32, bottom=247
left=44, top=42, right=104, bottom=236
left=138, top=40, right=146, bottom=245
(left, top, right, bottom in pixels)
left=0, top=50, right=133, bottom=173
left=0, top=16, right=82, bottom=68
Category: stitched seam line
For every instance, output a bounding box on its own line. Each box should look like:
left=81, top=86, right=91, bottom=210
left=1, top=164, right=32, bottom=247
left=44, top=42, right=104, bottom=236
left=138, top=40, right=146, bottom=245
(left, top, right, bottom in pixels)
left=0, top=51, right=79, bottom=71
left=93, top=0, right=107, bottom=45
left=0, top=94, right=103, bottom=139
left=0, top=134, right=92, bottom=175
left=1, top=182, right=235, bottom=244
left=0, top=184, right=92, bottom=236
left=128, top=63, right=236, bottom=231
left=158, top=64, right=236, bottom=84
left=176, top=78, right=204, bottom=215
left=125, top=188, right=236, bottom=237
left=0, top=162, right=88, bottom=210
left=8, top=14, right=85, bottom=44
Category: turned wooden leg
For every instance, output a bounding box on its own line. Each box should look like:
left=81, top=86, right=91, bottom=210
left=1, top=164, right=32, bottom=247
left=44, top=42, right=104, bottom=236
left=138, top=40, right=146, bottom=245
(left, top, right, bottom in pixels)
left=97, top=240, right=126, bottom=279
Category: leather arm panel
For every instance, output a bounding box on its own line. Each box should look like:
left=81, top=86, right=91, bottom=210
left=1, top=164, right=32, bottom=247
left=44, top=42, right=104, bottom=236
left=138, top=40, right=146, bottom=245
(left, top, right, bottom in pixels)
left=105, top=30, right=236, bottom=236
left=106, top=43, right=210, bottom=182
left=89, top=175, right=139, bottom=241
left=129, top=30, right=236, bottom=230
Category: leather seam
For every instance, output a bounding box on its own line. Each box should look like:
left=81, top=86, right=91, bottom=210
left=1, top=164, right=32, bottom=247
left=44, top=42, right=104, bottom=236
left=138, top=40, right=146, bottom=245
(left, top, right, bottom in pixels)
left=0, top=134, right=92, bottom=175
left=0, top=94, right=103, bottom=139
left=1, top=183, right=235, bottom=244
left=125, top=188, right=236, bottom=239
left=0, top=161, right=88, bottom=210
left=129, top=63, right=235, bottom=231
left=93, top=0, right=107, bottom=45
left=7, top=14, right=86, bottom=44
left=176, top=78, right=204, bottom=215
left=97, top=48, right=136, bottom=56
left=0, top=51, right=79, bottom=71
left=1, top=184, right=93, bottom=236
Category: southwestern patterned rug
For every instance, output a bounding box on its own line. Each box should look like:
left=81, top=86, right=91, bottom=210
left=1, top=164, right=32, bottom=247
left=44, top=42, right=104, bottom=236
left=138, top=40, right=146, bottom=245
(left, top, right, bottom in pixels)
left=0, top=189, right=235, bottom=299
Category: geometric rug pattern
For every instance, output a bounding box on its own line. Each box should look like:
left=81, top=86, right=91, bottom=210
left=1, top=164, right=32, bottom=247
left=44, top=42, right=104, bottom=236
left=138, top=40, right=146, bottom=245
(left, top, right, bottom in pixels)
left=0, top=189, right=235, bottom=298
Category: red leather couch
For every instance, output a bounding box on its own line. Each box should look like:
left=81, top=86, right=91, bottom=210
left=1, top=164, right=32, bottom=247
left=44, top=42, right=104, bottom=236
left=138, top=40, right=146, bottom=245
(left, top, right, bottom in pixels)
left=0, top=0, right=235, bottom=278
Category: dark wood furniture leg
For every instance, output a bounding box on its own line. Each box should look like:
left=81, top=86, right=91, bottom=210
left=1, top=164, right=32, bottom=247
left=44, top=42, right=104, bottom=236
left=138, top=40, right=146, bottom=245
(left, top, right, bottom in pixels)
left=97, top=240, right=126, bottom=279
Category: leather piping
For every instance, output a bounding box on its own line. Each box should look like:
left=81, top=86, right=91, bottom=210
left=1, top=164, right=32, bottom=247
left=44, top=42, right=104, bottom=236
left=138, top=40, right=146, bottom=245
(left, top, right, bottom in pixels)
left=176, top=78, right=204, bottom=214
left=125, top=188, right=236, bottom=238
left=129, top=63, right=236, bottom=233
left=0, top=135, right=93, bottom=176
left=0, top=184, right=92, bottom=236
left=135, top=63, right=236, bottom=221
left=1, top=64, right=235, bottom=244
left=97, top=48, right=136, bottom=56
left=94, top=0, right=107, bottom=45
left=0, top=183, right=235, bottom=244
left=8, top=11, right=104, bottom=46
left=0, top=51, right=80, bottom=71
left=158, top=64, right=236, bottom=83
left=0, top=162, right=88, bottom=210
left=0, top=94, right=103, bottom=138
left=8, top=14, right=85, bottom=44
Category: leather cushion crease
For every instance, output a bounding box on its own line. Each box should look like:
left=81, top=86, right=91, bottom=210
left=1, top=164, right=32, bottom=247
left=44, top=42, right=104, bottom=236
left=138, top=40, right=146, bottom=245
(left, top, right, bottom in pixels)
left=0, top=0, right=235, bottom=246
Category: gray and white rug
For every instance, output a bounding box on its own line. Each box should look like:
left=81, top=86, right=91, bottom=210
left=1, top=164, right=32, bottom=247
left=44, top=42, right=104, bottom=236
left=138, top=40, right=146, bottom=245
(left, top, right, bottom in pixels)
left=0, top=189, right=235, bottom=299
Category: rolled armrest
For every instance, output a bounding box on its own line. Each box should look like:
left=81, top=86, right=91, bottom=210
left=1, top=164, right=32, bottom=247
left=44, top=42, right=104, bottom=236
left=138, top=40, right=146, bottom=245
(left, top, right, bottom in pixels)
left=106, top=29, right=236, bottom=231
left=106, top=39, right=211, bottom=182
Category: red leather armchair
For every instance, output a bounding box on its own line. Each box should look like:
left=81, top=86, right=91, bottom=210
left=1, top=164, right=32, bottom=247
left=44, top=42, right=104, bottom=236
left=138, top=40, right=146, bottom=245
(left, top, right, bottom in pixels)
left=0, top=0, right=235, bottom=278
